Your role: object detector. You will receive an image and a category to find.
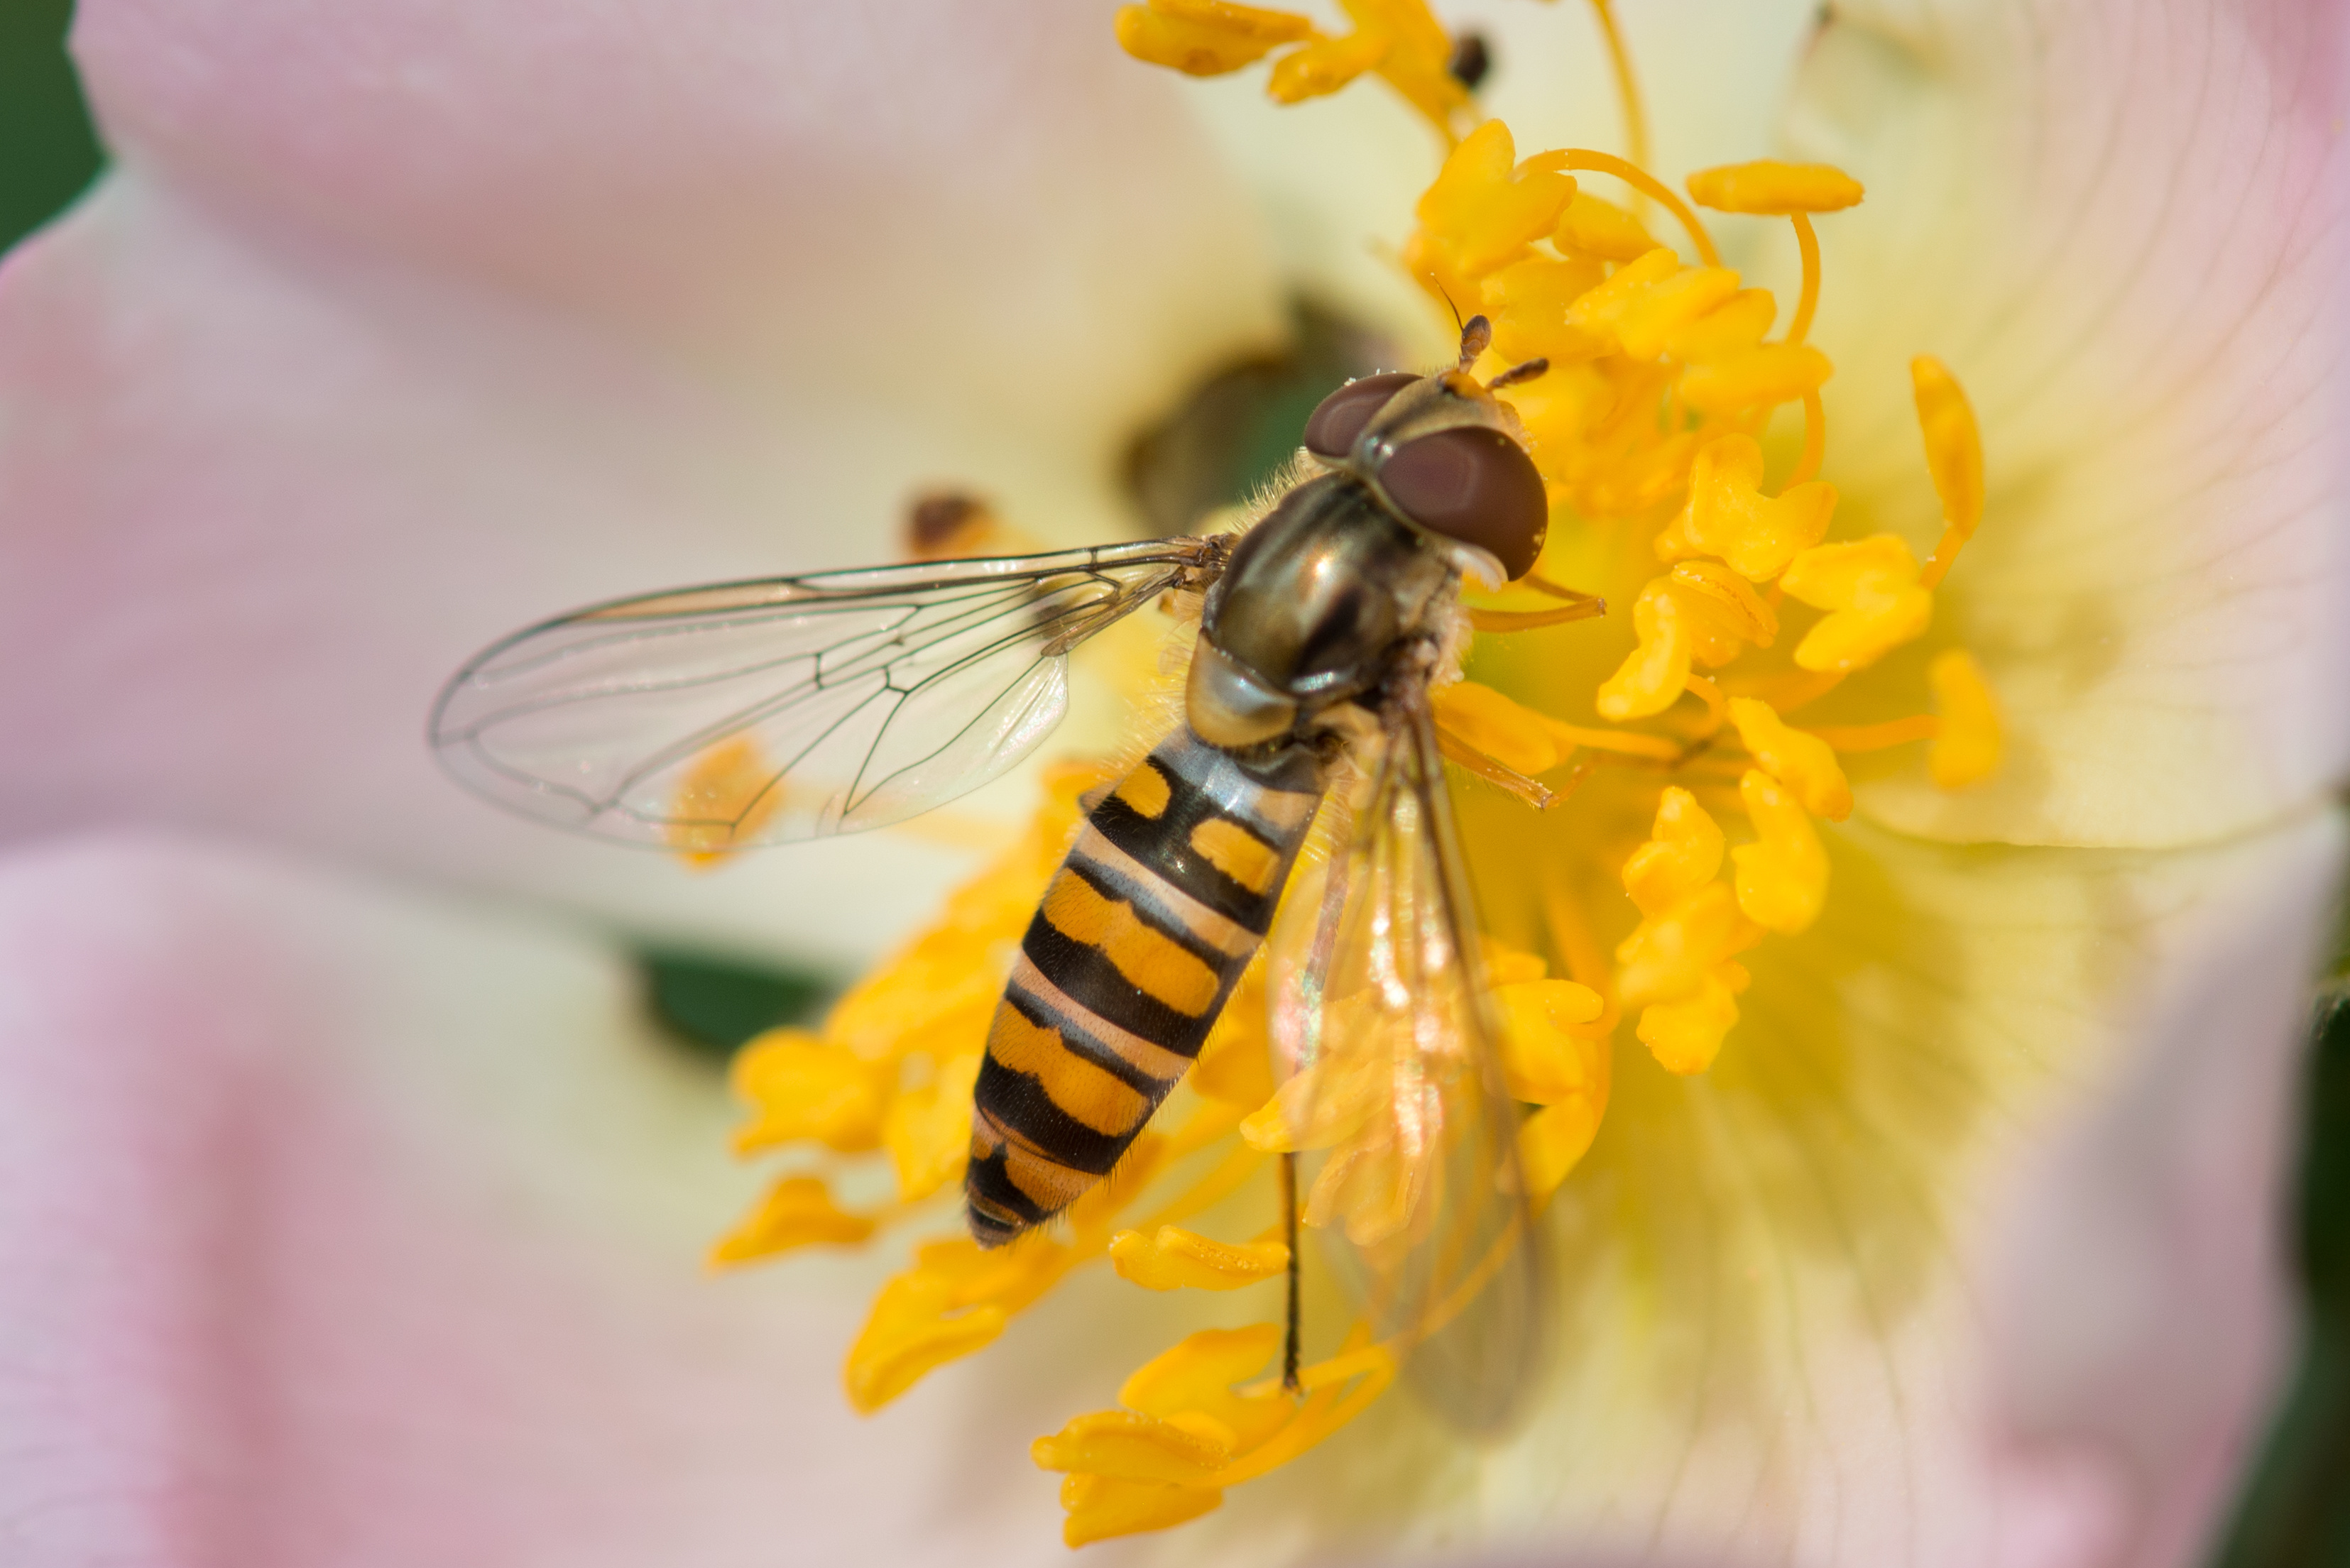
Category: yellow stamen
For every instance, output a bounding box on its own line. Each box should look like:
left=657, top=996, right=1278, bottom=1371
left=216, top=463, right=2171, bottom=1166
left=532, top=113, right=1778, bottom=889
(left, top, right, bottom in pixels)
left=1436, top=725, right=1561, bottom=808
left=1786, top=386, right=1827, bottom=486
left=1615, top=880, right=1749, bottom=1009
left=1681, top=672, right=1728, bottom=734
left=1612, top=265, right=1743, bottom=361
left=1685, top=160, right=1866, bottom=216
left=1519, top=1092, right=1607, bottom=1199
left=1663, top=287, right=1775, bottom=362
left=1346, top=0, right=1471, bottom=137
left=1563, top=247, right=1680, bottom=344
left=1595, top=578, right=1693, bottom=720
left=1268, top=29, right=1390, bottom=102
left=1621, top=786, right=1722, bottom=916
left=1634, top=965, right=1743, bottom=1075
left=1530, top=150, right=1721, bottom=265
left=1668, top=559, right=1778, bottom=666
left=1678, top=341, right=1833, bottom=415
left=1688, top=162, right=1862, bottom=350
left=1655, top=433, right=1836, bottom=582
left=1494, top=978, right=1608, bottom=1104
left=1783, top=213, right=1822, bottom=344
left=1780, top=534, right=1933, bottom=671
left=708, top=1175, right=878, bottom=1265
left=1430, top=679, right=1566, bottom=776
left=1120, top=1325, right=1295, bottom=1450
left=1482, top=255, right=1611, bottom=363
left=728, top=1031, right=886, bottom=1155
left=1037, top=1327, right=1396, bottom=1542
left=1110, top=1226, right=1291, bottom=1291
left=723, top=44, right=2022, bottom=1537
left=1033, top=1408, right=1232, bottom=1484
left=1911, top=356, right=1986, bottom=588
left=1729, top=769, right=1828, bottom=935
left=846, top=1267, right=1012, bottom=1414
left=1057, top=1476, right=1223, bottom=1548
left=1406, top=121, right=1579, bottom=309
left=1540, top=721, right=1682, bottom=762
left=1583, top=0, right=1651, bottom=175
left=1553, top=190, right=1656, bottom=262
left=1727, top=696, right=1852, bottom=820
left=1800, top=713, right=1940, bottom=752
left=1113, top=0, right=1313, bottom=77
left=880, top=1050, right=981, bottom=1201
left=1113, top=0, right=1464, bottom=140
left=1928, top=647, right=2004, bottom=788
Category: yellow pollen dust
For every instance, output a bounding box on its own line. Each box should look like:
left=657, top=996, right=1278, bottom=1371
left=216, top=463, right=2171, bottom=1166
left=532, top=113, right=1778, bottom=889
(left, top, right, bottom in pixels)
left=709, top=10, right=2015, bottom=1550
left=666, top=735, right=787, bottom=866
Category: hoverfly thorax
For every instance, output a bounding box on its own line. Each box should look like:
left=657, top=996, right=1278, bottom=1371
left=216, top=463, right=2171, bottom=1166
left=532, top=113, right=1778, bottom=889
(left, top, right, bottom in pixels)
left=1185, top=477, right=1453, bottom=749
left=1184, top=320, right=1551, bottom=751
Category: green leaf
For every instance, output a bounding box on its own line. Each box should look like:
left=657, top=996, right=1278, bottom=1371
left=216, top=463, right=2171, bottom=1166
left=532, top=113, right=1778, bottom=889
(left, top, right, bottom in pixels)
left=639, top=949, right=832, bottom=1061
left=1, top=0, right=106, bottom=257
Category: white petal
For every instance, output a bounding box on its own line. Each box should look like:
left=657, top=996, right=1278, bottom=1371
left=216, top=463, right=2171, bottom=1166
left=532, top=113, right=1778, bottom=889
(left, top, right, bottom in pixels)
left=1789, top=0, right=2350, bottom=847
left=1180, top=0, right=1820, bottom=355
left=1398, top=809, right=2337, bottom=1566
left=0, top=1, right=1281, bottom=961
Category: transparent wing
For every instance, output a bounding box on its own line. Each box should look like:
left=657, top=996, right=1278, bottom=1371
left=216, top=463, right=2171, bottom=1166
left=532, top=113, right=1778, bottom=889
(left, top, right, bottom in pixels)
left=1265, top=691, right=1546, bottom=1433
left=430, top=539, right=1218, bottom=850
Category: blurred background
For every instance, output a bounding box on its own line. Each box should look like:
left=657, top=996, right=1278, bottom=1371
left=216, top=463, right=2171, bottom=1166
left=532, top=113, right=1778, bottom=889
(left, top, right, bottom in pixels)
left=3, top=1, right=2344, bottom=1561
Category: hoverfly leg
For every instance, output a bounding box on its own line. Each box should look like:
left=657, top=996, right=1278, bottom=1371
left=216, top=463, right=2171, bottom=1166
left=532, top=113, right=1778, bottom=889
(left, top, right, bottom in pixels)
left=1281, top=1151, right=1304, bottom=1397
left=1432, top=721, right=1559, bottom=810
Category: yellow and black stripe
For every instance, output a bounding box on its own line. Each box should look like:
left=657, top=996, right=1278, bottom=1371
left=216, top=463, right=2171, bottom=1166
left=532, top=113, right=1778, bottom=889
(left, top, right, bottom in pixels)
left=966, top=728, right=1322, bottom=1246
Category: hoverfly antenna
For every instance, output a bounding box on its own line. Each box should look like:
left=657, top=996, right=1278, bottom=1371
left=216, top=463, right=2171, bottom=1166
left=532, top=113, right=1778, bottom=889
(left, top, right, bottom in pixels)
left=1433, top=283, right=1467, bottom=338
left=1487, top=356, right=1550, bottom=391
left=1457, top=314, right=1493, bottom=371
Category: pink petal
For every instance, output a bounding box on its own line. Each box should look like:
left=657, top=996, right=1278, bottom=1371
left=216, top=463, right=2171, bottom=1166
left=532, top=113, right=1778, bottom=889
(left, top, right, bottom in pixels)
left=0, top=833, right=1167, bottom=1566
left=0, top=1, right=1281, bottom=958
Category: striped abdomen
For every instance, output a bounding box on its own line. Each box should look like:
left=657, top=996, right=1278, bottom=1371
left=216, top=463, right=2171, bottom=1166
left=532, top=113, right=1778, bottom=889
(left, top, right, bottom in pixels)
left=965, top=728, right=1323, bottom=1246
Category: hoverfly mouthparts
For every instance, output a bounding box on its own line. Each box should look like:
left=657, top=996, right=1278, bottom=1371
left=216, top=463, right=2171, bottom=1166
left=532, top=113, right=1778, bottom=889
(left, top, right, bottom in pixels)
left=1297, top=327, right=1551, bottom=579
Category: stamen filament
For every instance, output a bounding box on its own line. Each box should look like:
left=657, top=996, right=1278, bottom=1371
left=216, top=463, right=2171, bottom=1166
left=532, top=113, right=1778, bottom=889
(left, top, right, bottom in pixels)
left=1437, top=725, right=1561, bottom=808
left=1539, top=721, right=1682, bottom=761
left=1918, top=524, right=1968, bottom=589
left=1681, top=674, right=1727, bottom=735
left=1785, top=212, right=1820, bottom=344
left=1803, top=714, right=1940, bottom=751
left=1583, top=0, right=1651, bottom=177
left=1531, top=149, right=1721, bottom=265
left=1745, top=667, right=1846, bottom=715
left=1785, top=388, right=1826, bottom=486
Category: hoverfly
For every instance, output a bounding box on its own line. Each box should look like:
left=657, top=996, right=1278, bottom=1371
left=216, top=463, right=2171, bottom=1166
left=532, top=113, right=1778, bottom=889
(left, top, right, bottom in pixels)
left=430, top=317, right=1600, bottom=1432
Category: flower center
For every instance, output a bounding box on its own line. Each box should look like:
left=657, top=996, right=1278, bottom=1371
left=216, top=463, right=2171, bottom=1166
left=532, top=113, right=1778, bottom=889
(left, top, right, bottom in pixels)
left=709, top=0, right=2010, bottom=1548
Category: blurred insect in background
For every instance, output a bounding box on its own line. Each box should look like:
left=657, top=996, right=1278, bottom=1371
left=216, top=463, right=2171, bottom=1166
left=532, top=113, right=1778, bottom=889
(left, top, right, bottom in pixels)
left=430, top=317, right=1604, bottom=1431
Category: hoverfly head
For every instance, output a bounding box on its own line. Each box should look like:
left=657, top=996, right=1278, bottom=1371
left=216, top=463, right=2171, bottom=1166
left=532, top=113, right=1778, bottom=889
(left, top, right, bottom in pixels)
left=1296, top=327, right=1551, bottom=580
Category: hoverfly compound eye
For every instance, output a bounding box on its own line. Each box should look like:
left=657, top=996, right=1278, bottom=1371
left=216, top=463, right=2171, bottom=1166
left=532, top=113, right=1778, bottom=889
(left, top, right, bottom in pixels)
left=1301, top=372, right=1419, bottom=461
left=1377, top=427, right=1549, bottom=579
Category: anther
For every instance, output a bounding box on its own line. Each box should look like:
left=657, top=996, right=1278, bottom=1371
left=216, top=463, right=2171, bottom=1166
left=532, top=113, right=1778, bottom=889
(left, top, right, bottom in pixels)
left=1911, top=356, right=1984, bottom=588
